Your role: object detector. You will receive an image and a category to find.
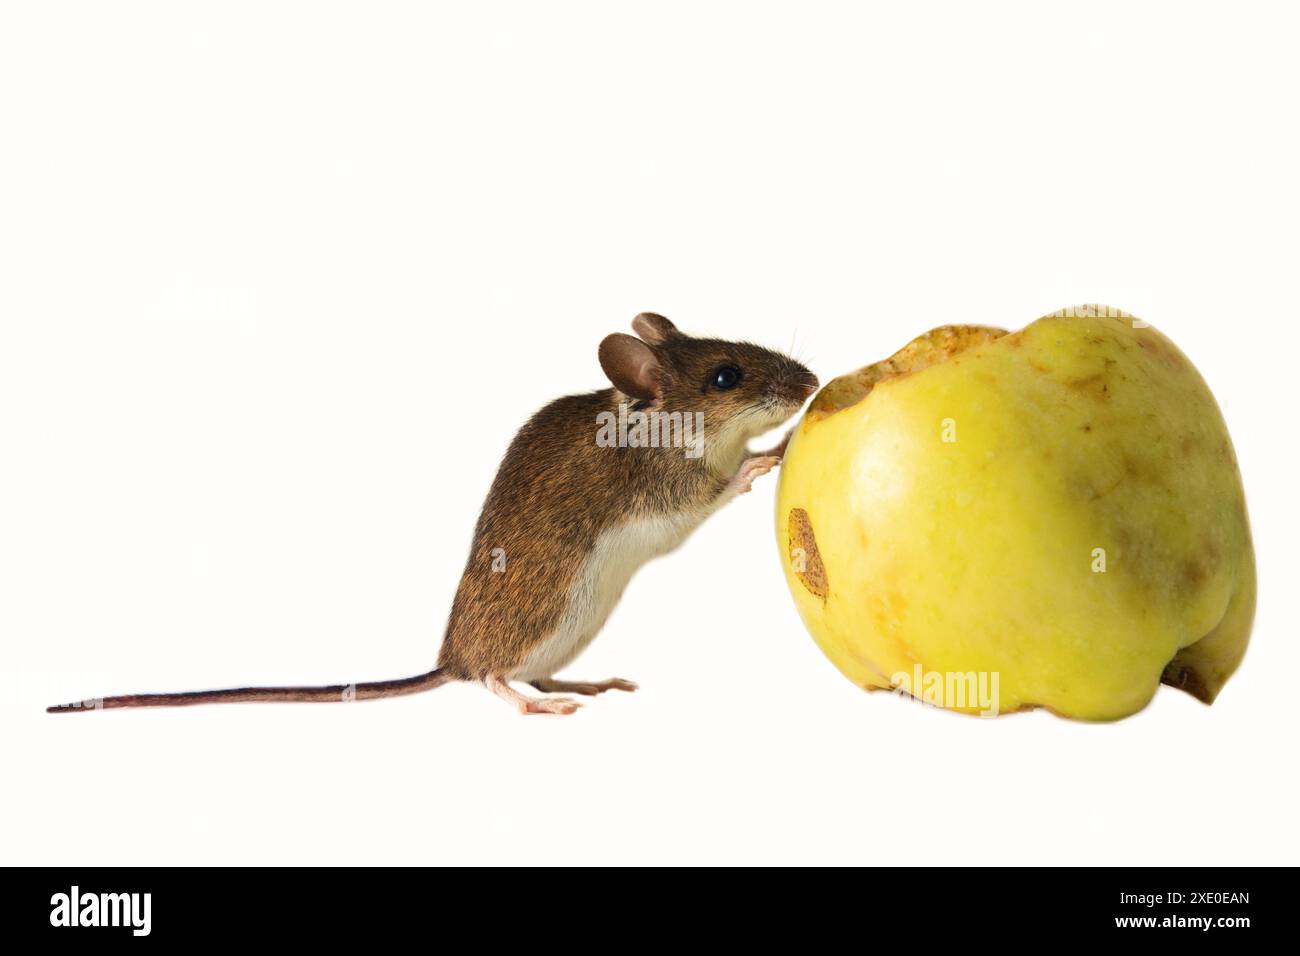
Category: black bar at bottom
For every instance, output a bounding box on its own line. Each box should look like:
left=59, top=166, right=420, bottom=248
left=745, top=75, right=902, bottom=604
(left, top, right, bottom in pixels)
left=9, top=866, right=1282, bottom=942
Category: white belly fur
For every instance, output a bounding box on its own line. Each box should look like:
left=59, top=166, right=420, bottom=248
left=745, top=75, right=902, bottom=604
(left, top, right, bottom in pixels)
left=512, top=512, right=703, bottom=682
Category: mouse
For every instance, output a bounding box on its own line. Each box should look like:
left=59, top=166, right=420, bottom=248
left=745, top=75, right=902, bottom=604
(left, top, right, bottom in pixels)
left=48, top=312, right=818, bottom=716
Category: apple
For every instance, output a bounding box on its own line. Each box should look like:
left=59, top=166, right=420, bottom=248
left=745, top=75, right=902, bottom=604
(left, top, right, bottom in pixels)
left=776, top=306, right=1254, bottom=720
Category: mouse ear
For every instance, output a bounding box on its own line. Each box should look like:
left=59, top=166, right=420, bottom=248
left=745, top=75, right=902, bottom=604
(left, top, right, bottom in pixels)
left=631, top=312, right=679, bottom=345
left=599, top=333, right=663, bottom=401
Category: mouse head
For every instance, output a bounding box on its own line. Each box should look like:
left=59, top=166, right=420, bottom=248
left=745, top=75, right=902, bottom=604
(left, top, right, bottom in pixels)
left=599, top=313, right=819, bottom=454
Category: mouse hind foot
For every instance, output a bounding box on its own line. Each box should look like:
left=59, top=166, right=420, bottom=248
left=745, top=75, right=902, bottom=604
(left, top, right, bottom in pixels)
left=485, top=674, right=581, bottom=716
left=531, top=677, right=638, bottom=696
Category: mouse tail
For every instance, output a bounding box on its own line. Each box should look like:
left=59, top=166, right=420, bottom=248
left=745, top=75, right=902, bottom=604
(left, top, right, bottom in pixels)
left=46, top=667, right=454, bottom=713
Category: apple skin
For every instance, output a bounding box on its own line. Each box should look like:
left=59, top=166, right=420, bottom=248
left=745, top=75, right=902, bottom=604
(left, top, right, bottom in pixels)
left=776, top=307, right=1254, bottom=720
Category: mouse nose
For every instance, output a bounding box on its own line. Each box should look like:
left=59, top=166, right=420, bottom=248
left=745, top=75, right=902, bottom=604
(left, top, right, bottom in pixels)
left=801, top=380, right=819, bottom=398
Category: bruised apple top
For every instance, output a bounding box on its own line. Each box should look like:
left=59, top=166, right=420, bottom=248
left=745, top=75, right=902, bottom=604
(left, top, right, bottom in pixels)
left=777, top=305, right=1254, bottom=721
left=803, top=325, right=1008, bottom=426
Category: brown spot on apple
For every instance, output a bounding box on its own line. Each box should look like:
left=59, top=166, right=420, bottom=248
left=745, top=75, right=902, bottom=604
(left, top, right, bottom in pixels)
left=788, top=507, right=829, bottom=602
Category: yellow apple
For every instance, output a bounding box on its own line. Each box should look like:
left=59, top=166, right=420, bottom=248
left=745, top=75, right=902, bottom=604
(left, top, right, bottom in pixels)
left=776, top=306, right=1254, bottom=720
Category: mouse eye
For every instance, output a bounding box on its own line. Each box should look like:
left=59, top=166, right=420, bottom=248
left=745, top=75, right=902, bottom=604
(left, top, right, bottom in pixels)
left=709, top=365, right=743, bottom=391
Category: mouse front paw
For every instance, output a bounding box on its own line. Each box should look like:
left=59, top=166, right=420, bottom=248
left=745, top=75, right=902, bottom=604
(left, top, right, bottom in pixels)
left=729, top=455, right=781, bottom=496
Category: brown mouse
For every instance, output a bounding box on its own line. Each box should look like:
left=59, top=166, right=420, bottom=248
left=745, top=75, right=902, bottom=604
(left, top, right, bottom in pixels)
left=48, top=313, right=818, bottom=716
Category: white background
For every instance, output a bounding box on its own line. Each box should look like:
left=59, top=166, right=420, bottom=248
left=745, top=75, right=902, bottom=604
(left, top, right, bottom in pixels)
left=2, top=1, right=1297, bottom=866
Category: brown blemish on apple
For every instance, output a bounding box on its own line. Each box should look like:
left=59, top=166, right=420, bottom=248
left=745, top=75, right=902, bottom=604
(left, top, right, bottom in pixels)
left=1088, top=475, right=1126, bottom=501
left=788, top=507, right=828, bottom=602
left=1066, top=373, right=1105, bottom=392
left=805, top=325, right=1008, bottom=425
left=1181, top=558, right=1208, bottom=588
left=1135, top=330, right=1186, bottom=370
left=1182, top=536, right=1222, bottom=589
